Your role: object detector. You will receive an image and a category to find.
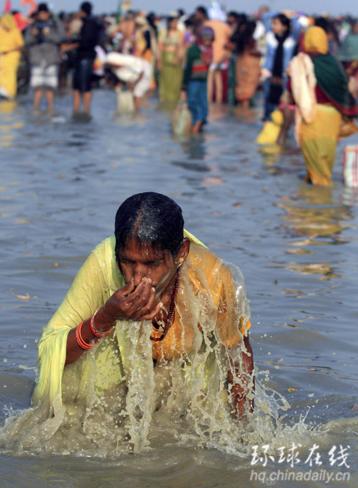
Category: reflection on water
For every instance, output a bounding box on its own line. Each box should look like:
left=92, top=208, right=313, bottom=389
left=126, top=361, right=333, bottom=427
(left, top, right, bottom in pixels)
left=283, top=185, right=351, bottom=238
left=0, top=91, right=357, bottom=486
left=278, top=184, right=353, bottom=280
left=258, top=143, right=283, bottom=167
left=180, top=136, right=207, bottom=161
left=0, top=101, right=23, bottom=148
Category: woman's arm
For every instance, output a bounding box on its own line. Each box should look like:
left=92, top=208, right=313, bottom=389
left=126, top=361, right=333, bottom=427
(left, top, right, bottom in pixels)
left=64, top=277, right=161, bottom=366
left=214, top=261, right=254, bottom=417
left=227, top=335, right=255, bottom=417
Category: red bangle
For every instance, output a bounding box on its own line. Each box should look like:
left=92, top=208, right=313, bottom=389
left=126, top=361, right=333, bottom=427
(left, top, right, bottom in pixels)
left=75, top=322, right=93, bottom=350
left=89, top=311, right=113, bottom=338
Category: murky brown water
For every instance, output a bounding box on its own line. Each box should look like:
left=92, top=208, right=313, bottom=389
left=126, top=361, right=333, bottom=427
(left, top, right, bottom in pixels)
left=0, top=92, right=357, bottom=487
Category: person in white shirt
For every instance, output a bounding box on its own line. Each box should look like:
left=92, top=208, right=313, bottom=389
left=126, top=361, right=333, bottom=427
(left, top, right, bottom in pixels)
left=106, top=52, right=152, bottom=110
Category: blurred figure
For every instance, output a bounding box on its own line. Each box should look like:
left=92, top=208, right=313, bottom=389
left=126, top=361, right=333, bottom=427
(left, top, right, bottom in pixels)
left=314, top=16, right=340, bottom=55
left=26, top=3, right=63, bottom=113
left=339, top=20, right=358, bottom=99
left=0, top=14, right=24, bottom=99
left=134, top=15, right=154, bottom=62
left=182, top=27, right=214, bottom=134
left=289, top=27, right=358, bottom=186
left=134, top=14, right=157, bottom=89
left=194, top=5, right=209, bottom=28
left=115, top=11, right=135, bottom=54
left=262, top=13, right=296, bottom=121
left=226, top=11, right=241, bottom=36
left=72, top=1, right=103, bottom=117
left=229, top=20, right=261, bottom=109
left=205, top=5, right=231, bottom=103
left=183, top=14, right=199, bottom=47
left=106, top=52, right=152, bottom=111
left=158, top=13, right=184, bottom=106
left=146, top=12, right=159, bottom=42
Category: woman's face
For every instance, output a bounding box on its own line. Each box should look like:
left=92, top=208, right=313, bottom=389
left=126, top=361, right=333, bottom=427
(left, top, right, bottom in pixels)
left=272, top=18, right=287, bottom=36
left=117, top=238, right=189, bottom=296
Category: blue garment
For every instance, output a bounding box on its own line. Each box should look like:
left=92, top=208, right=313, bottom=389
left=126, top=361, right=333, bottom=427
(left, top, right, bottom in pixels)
left=262, top=13, right=303, bottom=42
left=187, top=80, right=208, bottom=125
left=261, top=12, right=277, bottom=33
left=263, top=31, right=296, bottom=83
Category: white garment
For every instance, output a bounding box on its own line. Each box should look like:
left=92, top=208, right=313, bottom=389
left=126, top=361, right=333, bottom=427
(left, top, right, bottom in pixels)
left=94, top=46, right=107, bottom=76
left=288, top=52, right=317, bottom=144
left=289, top=53, right=317, bottom=124
left=106, top=52, right=152, bottom=97
left=265, top=31, right=296, bottom=51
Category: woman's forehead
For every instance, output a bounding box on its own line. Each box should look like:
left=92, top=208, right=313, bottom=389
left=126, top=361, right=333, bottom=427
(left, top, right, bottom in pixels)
left=120, top=238, right=169, bottom=259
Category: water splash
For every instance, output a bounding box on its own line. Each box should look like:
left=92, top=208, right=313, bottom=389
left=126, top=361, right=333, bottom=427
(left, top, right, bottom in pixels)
left=0, top=259, right=323, bottom=458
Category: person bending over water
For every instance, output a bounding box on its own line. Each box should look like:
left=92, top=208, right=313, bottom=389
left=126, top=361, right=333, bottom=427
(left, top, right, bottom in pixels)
left=2, top=193, right=254, bottom=454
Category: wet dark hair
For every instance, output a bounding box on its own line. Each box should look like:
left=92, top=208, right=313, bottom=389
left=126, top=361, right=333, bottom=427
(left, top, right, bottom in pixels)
left=114, top=193, right=185, bottom=261
left=80, top=1, right=92, bottom=16
left=273, top=13, right=291, bottom=33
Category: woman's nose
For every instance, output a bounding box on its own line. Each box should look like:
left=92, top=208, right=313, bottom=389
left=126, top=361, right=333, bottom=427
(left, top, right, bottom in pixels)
left=133, top=264, right=148, bottom=285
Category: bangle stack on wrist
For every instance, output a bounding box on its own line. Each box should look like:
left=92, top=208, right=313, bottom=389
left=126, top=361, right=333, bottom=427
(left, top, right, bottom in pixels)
left=75, top=322, right=94, bottom=350
left=75, top=311, right=114, bottom=351
left=89, top=310, right=114, bottom=338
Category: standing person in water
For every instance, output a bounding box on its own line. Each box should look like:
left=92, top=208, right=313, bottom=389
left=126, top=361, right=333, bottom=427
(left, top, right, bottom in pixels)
left=0, top=13, right=24, bottom=100
left=158, top=13, right=185, bottom=106
left=26, top=3, right=64, bottom=114
left=72, top=1, right=102, bottom=118
left=261, top=13, right=296, bottom=121
left=182, top=27, right=215, bottom=134
left=1, top=193, right=254, bottom=454
left=288, top=27, right=358, bottom=186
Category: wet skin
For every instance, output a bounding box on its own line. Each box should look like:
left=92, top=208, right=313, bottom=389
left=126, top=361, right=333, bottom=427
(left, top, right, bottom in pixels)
left=65, top=238, right=190, bottom=365
left=65, top=238, right=254, bottom=418
left=102, top=237, right=191, bottom=324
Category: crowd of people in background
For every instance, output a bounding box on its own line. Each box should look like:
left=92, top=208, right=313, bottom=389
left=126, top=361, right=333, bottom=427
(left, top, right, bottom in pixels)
left=0, top=1, right=357, bottom=183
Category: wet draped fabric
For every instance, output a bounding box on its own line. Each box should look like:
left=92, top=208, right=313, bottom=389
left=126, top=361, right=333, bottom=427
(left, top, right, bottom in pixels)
left=299, top=104, right=342, bottom=186
left=290, top=27, right=351, bottom=185
left=1, top=232, right=252, bottom=455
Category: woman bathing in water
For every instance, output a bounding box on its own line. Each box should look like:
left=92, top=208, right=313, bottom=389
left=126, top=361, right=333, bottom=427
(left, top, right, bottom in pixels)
left=2, top=192, right=254, bottom=453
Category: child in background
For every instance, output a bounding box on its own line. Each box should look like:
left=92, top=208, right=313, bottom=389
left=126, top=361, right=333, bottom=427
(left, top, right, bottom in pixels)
left=182, top=27, right=215, bottom=134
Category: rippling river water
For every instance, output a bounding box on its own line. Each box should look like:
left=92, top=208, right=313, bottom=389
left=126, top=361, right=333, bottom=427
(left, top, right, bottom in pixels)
left=0, top=92, right=357, bottom=487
